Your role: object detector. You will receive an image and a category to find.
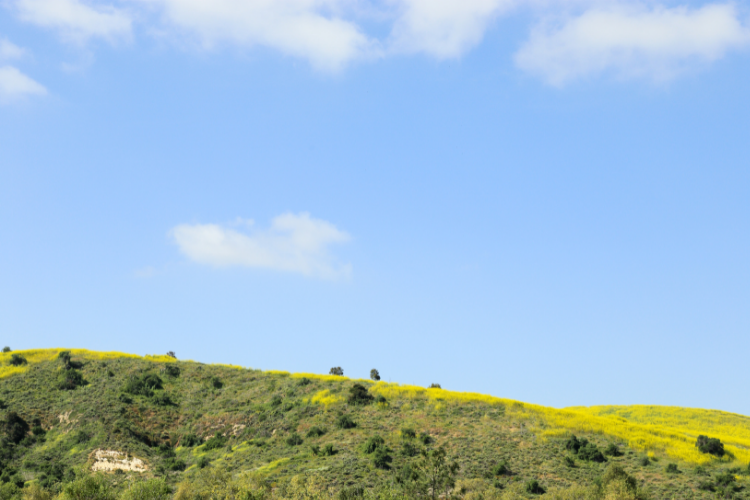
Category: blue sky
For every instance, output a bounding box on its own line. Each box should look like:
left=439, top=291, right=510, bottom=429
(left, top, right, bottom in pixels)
left=1, top=0, right=750, bottom=415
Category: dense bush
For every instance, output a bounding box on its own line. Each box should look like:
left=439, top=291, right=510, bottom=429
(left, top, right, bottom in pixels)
left=306, top=426, right=326, bottom=438
left=1, top=347, right=9, bottom=353
left=577, top=442, right=606, bottom=463
left=363, top=435, right=385, bottom=454
left=370, top=369, right=380, bottom=381
left=604, top=443, right=623, bottom=457
left=58, top=369, right=86, bottom=390
left=419, top=433, right=432, bottom=445
left=321, top=444, right=336, bottom=456
left=336, top=415, right=356, bottom=429
left=696, top=435, right=725, bottom=457
left=347, top=384, right=374, bottom=406
left=564, top=456, right=575, bottom=467
left=181, top=433, right=201, bottom=447
left=124, top=374, right=163, bottom=397
left=492, top=461, right=509, bottom=476
left=428, top=383, right=441, bottom=389
left=203, top=433, right=227, bottom=451
left=8, top=354, right=26, bottom=367
left=121, top=479, right=172, bottom=500
left=329, top=367, right=344, bottom=376
left=601, top=465, right=638, bottom=494
left=286, top=433, right=303, bottom=446
left=639, top=456, right=650, bottom=466
left=2, top=412, right=29, bottom=444
left=372, top=446, right=392, bottom=470
left=401, top=428, right=417, bottom=439
left=64, top=475, right=116, bottom=500
left=209, top=376, right=223, bottom=389
left=525, top=480, right=545, bottom=494
left=665, top=463, right=680, bottom=474
left=152, top=393, right=175, bottom=406
left=400, top=442, right=419, bottom=457
left=164, top=365, right=180, bottom=378
left=197, top=457, right=210, bottom=469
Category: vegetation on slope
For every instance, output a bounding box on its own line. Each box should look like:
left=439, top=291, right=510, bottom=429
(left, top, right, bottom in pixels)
left=0, top=348, right=747, bottom=500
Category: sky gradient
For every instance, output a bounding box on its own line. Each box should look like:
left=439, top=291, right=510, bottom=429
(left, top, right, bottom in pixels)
left=1, top=0, right=750, bottom=415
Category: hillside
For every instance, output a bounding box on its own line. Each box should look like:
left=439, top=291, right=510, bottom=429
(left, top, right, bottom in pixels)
left=0, top=348, right=748, bottom=499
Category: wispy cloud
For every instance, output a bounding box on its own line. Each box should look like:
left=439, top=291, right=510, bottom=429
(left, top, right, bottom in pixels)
left=515, top=3, right=750, bottom=85
left=0, top=65, right=47, bottom=103
left=387, top=0, right=515, bottom=58
left=171, top=213, right=352, bottom=280
left=0, top=39, right=26, bottom=60
left=11, top=0, right=132, bottom=44
left=131, top=0, right=380, bottom=72
left=3, top=0, right=749, bottom=82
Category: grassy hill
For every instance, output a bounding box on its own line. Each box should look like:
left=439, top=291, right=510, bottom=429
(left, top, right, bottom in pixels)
left=0, top=348, right=748, bottom=499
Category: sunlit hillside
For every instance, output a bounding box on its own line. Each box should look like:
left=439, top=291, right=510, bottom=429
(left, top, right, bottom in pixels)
left=0, top=348, right=748, bottom=498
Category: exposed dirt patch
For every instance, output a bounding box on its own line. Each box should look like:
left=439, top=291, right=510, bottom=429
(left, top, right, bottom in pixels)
left=90, top=449, right=147, bottom=472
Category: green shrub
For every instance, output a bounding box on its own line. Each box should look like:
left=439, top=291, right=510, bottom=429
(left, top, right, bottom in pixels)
left=8, top=354, right=27, bottom=367
left=525, top=480, right=545, bottom=495
left=210, top=377, right=223, bottom=389
left=63, top=475, right=115, bottom=500
left=321, top=444, right=336, bottom=456
left=306, top=426, right=326, bottom=438
left=375, top=395, right=387, bottom=404
left=152, top=393, right=175, bottom=407
left=602, top=465, right=638, bottom=493
left=401, top=428, right=417, bottom=439
left=665, top=463, right=680, bottom=474
left=58, top=369, right=86, bottom=390
left=58, top=351, right=72, bottom=368
left=182, top=433, right=201, bottom=447
left=565, top=435, right=582, bottom=453
left=419, top=433, right=432, bottom=445
left=639, top=456, right=650, bottom=466
left=604, top=443, right=623, bottom=457
left=697, top=481, right=714, bottom=492
left=329, top=367, right=343, bottom=376
left=203, top=433, right=227, bottom=451
left=564, top=456, right=575, bottom=467
left=577, top=442, right=606, bottom=463
left=428, top=383, right=441, bottom=389
left=286, top=433, right=303, bottom=446
left=121, top=479, right=172, bottom=500
left=372, top=446, right=392, bottom=470
left=297, top=377, right=311, bottom=386
left=1, top=347, right=9, bottom=353
left=164, top=365, right=180, bottom=378
left=492, top=461, right=509, bottom=476
left=2, top=411, right=29, bottom=444
left=310, top=445, right=320, bottom=456
left=696, top=435, right=725, bottom=457
left=370, top=369, right=380, bottom=381
left=0, top=483, right=19, bottom=500
left=197, top=457, right=210, bottom=469
left=270, top=395, right=283, bottom=407
left=714, top=471, right=736, bottom=487
left=401, top=442, right=419, bottom=457
left=123, top=374, right=163, bottom=397
left=363, top=436, right=385, bottom=454
left=347, top=384, right=374, bottom=405
left=336, top=415, right=356, bottom=429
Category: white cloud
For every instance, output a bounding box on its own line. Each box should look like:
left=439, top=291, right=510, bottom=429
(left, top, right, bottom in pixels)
left=515, top=3, right=750, bottom=85
left=133, top=0, right=379, bottom=72
left=0, top=65, right=47, bottom=103
left=171, top=213, right=352, bottom=280
left=0, top=39, right=26, bottom=60
left=12, top=0, right=132, bottom=44
left=388, top=0, right=515, bottom=58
